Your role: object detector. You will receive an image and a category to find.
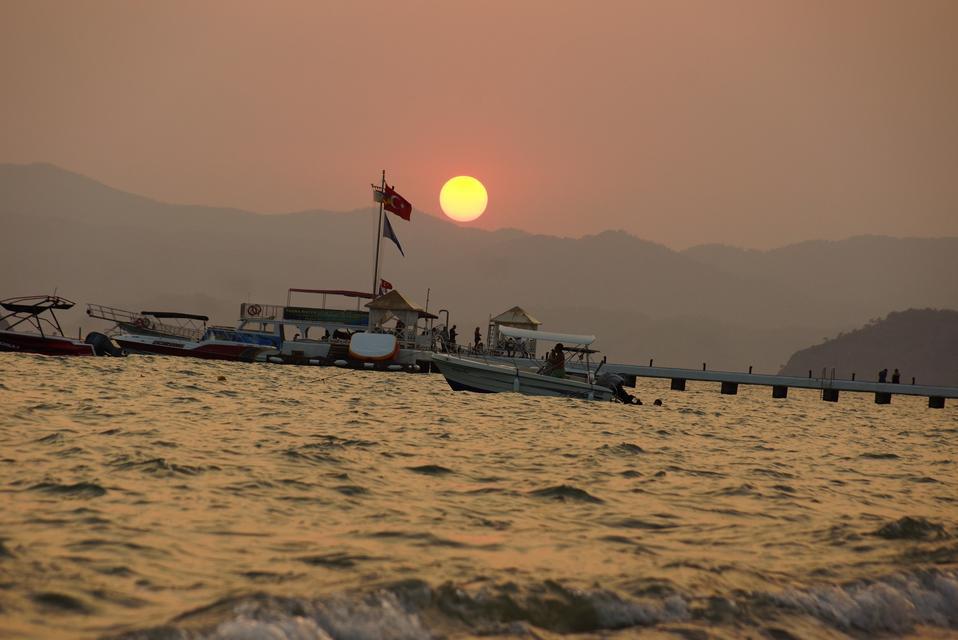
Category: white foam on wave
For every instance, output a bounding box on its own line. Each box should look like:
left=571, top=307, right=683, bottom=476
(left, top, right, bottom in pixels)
left=206, top=591, right=431, bottom=640
left=151, top=571, right=958, bottom=639
left=768, top=569, right=958, bottom=633
left=590, top=591, right=689, bottom=628
left=213, top=615, right=332, bottom=640
left=204, top=588, right=689, bottom=639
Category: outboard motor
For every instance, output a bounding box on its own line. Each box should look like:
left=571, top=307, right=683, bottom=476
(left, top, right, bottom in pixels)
left=84, top=332, right=125, bottom=357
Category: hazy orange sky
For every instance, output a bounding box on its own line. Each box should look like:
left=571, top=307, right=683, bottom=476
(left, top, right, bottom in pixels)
left=2, top=1, right=956, bottom=248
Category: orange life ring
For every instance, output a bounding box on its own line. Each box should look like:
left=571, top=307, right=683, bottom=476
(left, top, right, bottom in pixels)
left=247, top=304, right=262, bottom=316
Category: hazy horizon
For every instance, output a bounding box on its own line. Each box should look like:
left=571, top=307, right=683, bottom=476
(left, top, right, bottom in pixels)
left=3, top=1, right=957, bottom=249
left=8, top=160, right=958, bottom=252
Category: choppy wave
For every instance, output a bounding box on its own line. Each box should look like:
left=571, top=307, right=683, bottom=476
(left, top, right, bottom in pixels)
left=111, top=570, right=958, bottom=639
left=766, top=569, right=958, bottom=634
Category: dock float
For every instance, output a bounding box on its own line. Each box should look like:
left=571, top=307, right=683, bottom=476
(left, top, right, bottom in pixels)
left=600, top=364, right=956, bottom=409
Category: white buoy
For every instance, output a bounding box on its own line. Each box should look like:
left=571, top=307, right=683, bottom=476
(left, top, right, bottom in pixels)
left=364, top=362, right=375, bottom=369
left=267, top=356, right=283, bottom=364
left=387, top=364, right=402, bottom=371
left=411, top=364, right=421, bottom=372
left=308, top=359, right=321, bottom=365
left=334, top=360, right=348, bottom=367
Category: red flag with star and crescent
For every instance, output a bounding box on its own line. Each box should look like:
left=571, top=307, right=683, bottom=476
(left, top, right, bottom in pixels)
left=381, top=184, right=412, bottom=220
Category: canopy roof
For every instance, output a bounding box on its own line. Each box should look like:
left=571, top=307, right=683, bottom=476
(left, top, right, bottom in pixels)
left=365, top=290, right=438, bottom=318
left=490, top=306, right=541, bottom=326
left=1, top=295, right=75, bottom=314
left=499, top=325, right=596, bottom=346
left=142, top=311, right=209, bottom=322
left=288, top=288, right=374, bottom=299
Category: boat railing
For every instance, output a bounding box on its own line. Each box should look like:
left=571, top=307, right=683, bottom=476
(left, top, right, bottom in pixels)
left=87, top=303, right=141, bottom=325
left=86, top=304, right=203, bottom=341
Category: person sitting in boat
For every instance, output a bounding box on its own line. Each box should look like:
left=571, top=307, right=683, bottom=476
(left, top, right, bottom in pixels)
left=514, top=338, right=529, bottom=358
left=540, top=343, right=567, bottom=378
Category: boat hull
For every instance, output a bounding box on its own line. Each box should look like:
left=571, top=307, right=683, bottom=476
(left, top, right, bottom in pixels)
left=431, top=353, right=614, bottom=401
left=115, top=335, right=269, bottom=362
left=0, top=330, right=95, bottom=356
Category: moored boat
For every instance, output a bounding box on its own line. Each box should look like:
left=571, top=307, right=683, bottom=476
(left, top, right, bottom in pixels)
left=431, top=327, right=617, bottom=401
left=113, top=311, right=277, bottom=362
left=1, top=295, right=122, bottom=357
left=236, top=288, right=437, bottom=371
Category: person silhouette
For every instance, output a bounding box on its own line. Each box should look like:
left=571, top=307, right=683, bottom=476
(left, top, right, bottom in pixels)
left=878, top=368, right=888, bottom=383
left=891, top=368, right=901, bottom=384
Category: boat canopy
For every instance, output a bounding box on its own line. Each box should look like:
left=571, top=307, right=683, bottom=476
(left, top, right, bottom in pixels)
left=1, top=295, right=75, bottom=313
left=498, top=325, right=596, bottom=346
left=288, top=288, right=374, bottom=299
left=365, top=290, right=438, bottom=319
left=490, top=306, right=541, bottom=326
left=142, top=311, right=210, bottom=322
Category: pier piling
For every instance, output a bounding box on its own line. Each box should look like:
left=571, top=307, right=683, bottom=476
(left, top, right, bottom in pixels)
left=772, top=385, right=788, bottom=399
left=929, top=396, right=945, bottom=409
left=875, top=392, right=892, bottom=405
left=822, top=389, right=840, bottom=402
left=720, top=381, right=739, bottom=395
left=670, top=378, right=686, bottom=391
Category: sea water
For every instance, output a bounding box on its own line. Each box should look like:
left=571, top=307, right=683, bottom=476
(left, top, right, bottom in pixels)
left=0, top=353, right=956, bottom=639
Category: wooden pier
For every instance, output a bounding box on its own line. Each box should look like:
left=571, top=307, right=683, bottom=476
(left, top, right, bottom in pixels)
left=600, top=363, right=956, bottom=408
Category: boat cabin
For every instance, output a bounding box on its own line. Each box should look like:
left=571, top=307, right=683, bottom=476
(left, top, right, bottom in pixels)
left=236, top=288, right=374, bottom=345
left=365, top=290, right=438, bottom=349
left=486, top=306, right=541, bottom=357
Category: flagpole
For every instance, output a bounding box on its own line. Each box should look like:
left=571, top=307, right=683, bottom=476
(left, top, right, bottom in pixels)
left=372, top=169, right=386, bottom=298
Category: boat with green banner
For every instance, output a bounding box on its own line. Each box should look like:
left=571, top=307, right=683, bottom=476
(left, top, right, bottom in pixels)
left=235, top=288, right=439, bottom=371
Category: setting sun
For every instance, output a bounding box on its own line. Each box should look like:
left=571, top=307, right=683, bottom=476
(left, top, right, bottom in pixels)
left=439, top=176, right=488, bottom=222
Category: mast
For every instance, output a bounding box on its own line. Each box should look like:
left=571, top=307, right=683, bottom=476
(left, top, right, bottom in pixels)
left=372, top=169, right=386, bottom=298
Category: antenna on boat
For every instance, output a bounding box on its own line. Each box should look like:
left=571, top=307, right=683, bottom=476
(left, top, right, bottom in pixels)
left=372, top=169, right=386, bottom=300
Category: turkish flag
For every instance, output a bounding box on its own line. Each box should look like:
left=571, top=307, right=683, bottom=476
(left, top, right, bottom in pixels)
left=383, top=185, right=412, bottom=220
left=379, top=279, right=393, bottom=295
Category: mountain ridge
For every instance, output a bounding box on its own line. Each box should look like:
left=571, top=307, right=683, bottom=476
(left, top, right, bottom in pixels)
left=2, top=162, right=957, bottom=372
left=779, top=309, right=958, bottom=386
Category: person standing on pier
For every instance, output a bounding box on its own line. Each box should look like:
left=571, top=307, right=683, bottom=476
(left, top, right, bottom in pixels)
left=474, top=326, right=482, bottom=351
left=879, top=368, right=888, bottom=383
left=892, top=368, right=901, bottom=384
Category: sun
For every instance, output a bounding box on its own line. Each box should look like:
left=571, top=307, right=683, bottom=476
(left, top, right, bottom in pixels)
left=439, top=176, right=488, bottom=222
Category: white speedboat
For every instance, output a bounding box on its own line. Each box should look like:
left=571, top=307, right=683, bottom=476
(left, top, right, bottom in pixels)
left=431, top=327, right=616, bottom=401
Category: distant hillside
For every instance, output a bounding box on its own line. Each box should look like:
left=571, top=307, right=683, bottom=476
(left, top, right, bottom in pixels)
left=778, top=309, right=958, bottom=386
left=2, top=163, right=958, bottom=372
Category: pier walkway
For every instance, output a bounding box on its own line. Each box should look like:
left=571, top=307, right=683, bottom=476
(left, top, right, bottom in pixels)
left=600, top=363, right=956, bottom=408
